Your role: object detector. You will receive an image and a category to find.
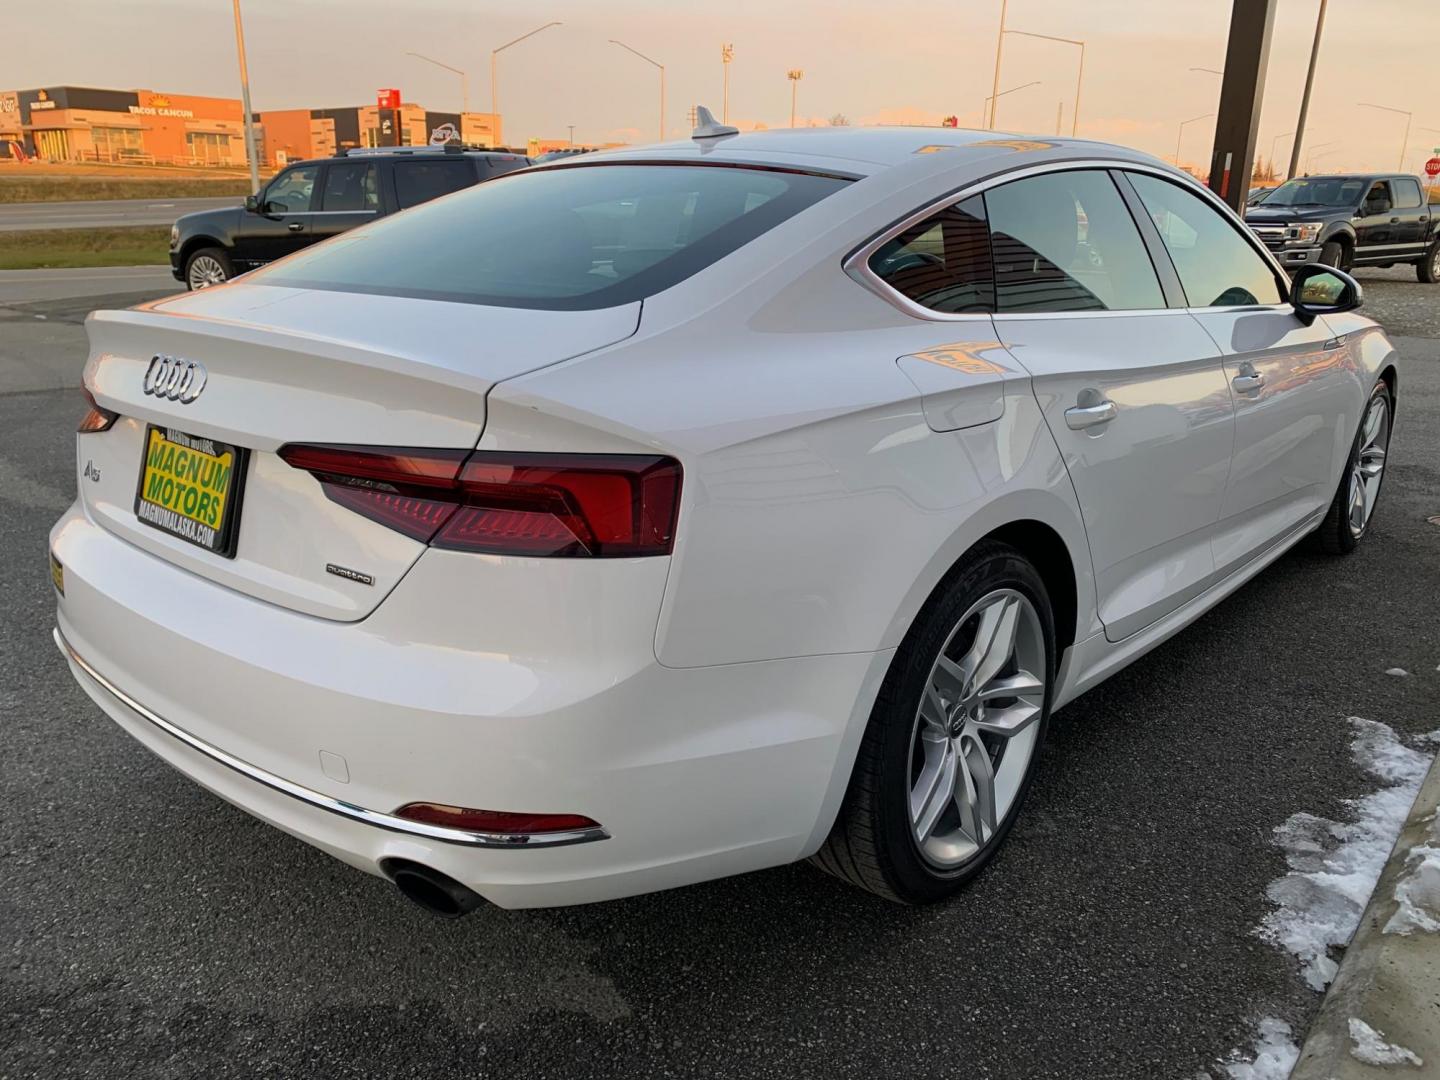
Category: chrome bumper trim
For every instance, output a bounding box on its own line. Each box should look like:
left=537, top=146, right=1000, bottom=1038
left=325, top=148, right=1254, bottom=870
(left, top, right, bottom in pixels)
left=53, top=627, right=609, bottom=850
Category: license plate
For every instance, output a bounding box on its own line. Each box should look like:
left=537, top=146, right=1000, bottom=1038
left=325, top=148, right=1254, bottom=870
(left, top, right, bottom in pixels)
left=133, top=425, right=248, bottom=557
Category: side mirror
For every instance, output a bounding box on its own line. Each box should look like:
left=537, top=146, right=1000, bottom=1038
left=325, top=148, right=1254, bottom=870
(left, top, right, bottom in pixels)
left=1291, top=263, right=1362, bottom=324
left=244, top=194, right=259, bottom=212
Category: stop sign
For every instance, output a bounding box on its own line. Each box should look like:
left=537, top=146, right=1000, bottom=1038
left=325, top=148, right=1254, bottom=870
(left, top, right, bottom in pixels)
left=1426, top=156, right=1440, bottom=178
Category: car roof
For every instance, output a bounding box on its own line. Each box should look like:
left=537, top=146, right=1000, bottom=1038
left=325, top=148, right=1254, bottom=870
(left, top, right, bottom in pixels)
left=530, top=125, right=1171, bottom=181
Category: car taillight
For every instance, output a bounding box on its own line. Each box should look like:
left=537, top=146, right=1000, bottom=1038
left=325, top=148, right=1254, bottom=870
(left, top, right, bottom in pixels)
left=395, top=802, right=601, bottom=835
left=277, top=444, right=682, bottom=557
left=78, top=388, right=118, bottom=433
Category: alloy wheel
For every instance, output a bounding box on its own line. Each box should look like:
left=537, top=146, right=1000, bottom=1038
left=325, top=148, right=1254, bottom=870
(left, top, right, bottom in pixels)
left=907, top=588, right=1046, bottom=870
left=1347, top=393, right=1390, bottom=538
left=188, top=255, right=228, bottom=289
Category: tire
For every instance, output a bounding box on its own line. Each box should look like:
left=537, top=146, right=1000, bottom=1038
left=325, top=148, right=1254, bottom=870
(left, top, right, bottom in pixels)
left=811, top=541, right=1055, bottom=904
left=1417, top=239, right=1440, bottom=283
left=1319, top=240, right=1348, bottom=270
left=1314, top=379, right=1393, bottom=555
left=184, top=246, right=232, bottom=290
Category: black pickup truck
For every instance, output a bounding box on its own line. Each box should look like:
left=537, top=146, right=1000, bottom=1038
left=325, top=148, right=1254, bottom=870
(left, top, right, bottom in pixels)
left=1244, top=172, right=1438, bottom=282
left=169, top=146, right=529, bottom=290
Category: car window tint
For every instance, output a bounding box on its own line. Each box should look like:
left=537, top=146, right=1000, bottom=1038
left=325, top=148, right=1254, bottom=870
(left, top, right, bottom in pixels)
left=1126, top=172, right=1283, bottom=308
left=984, top=170, right=1164, bottom=313
left=394, top=159, right=476, bottom=209
left=265, top=165, right=318, bottom=212
left=1366, top=181, right=1393, bottom=207
left=868, top=195, right=993, bottom=313
left=1392, top=178, right=1423, bottom=209
left=320, top=162, right=378, bottom=212
left=258, top=164, right=848, bottom=309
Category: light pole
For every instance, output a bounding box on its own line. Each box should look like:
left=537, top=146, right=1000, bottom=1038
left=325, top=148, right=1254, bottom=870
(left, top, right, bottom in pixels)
left=567, top=124, right=575, bottom=148
left=1358, top=102, right=1413, bottom=172
left=492, top=20, right=561, bottom=137
left=787, top=69, right=804, bottom=128
left=987, top=0, right=1008, bottom=130
left=1303, top=139, right=1339, bottom=174
left=1289, top=0, right=1328, bottom=179
left=1269, top=130, right=1295, bottom=176
left=406, top=51, right=468, bottom=114
left=1175, top=112, right=1216, bottom=167
left=722, top=43, right=734, bottom=125
left=230, top=0, right=260, bottom=194
left=981, top=81, right=1041, bottom=128
left=610, top=39, right=665, bottom=142
left=1001, top=29, right=1085, bottom=136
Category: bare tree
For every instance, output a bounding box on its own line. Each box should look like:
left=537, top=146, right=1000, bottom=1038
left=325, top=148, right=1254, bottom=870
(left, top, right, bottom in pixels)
left=829, top=113, right=850, bottom=127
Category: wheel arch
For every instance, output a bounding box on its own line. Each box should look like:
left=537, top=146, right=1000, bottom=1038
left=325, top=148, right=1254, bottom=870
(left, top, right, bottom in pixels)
left=178, top=235, right=228, bottom=267
left=1323, top=224, right=1356, bottom=252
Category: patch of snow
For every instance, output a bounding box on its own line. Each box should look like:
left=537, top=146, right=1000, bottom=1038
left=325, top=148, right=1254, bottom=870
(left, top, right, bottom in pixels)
left=1385, top=667, right=1409, bottom=676
left=1347, top=1017, right=1423, bottom=1067
left=1258, top=719, right=1434, bottom=990
left=1223, top=1018, right=1299, bottom=1080
left=1384, top=796, right=1440, bottom=934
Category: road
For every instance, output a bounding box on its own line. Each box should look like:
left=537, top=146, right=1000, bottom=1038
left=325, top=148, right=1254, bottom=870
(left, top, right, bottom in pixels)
left=0, top=195, right=238, bottom=232
left=1, top=268, right=1437, bottom=1080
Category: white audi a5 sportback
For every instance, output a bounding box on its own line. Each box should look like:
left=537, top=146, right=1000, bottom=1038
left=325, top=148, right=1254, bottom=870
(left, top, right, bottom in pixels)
left=52, top=122, right=1397, bottom=913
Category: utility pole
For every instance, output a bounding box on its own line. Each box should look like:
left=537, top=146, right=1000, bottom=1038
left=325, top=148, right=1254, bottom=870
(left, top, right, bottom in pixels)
left=1209, top=0, right=1278, bottom=210
left=988, top=0, right=1008, bottom=129
left=567, top=124, right=574, bottom=148
left=722, top=44, right=734, bottom=124
left=231, top=0, right=260, bottom=194
left=787, top=69, right=804, bottom=128
left=1287, top=0, right=1327, bottom=179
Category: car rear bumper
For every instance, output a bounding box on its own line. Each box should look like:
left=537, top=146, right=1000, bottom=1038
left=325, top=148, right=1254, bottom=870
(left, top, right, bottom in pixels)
left=50, top=503, right=887, bottom=908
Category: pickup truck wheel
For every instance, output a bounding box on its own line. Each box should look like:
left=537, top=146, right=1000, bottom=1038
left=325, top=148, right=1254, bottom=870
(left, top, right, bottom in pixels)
left=185, top=247, right=232, bottom=290
left=1417, top=240, right=1440, bottom=284
left=1319, top=240, right=1349, bottom=270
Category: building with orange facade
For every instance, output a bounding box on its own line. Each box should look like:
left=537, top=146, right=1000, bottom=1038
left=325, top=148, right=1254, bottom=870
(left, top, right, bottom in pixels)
left=1, top=86, right=248, bottom=164
left=0, top=85, right=506, bottom=167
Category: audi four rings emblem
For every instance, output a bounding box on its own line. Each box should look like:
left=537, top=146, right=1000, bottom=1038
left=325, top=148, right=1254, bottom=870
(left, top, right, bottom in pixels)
left=142, top=354, right=207, bottom=404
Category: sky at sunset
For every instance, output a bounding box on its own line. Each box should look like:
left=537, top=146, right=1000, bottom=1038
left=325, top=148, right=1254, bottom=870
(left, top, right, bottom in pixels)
left=12, top=0, right=1440, bottom=173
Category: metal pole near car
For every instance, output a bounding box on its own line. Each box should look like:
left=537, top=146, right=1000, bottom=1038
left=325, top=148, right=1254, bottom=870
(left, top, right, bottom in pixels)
left=1287, top=0, right=1327, bottom=179
left=230, top=0, right=260, bottom=194
left=1358, top=102, right=1413, bottom=172
left=987, top=0, right=1008, bottom=130
left=491, top=21, right=562, bottom=136
left=610, top=39, right=666, bottom=142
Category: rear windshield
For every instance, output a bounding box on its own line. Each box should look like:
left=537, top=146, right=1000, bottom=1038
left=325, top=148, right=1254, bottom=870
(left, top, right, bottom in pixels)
left=257, top=163, right=849, bottom=309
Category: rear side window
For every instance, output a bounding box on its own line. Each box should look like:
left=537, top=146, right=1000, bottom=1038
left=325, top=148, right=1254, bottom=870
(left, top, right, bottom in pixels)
left=320, top=162, right=378, bottom=211
left=868, top=196, right=993, bottom=313
left=393, top=159, right=476, bottom=209
left=985, top=170, right=1165, bottom=313
left=1126, top=172, right=1283, bottom=307
left=258, top=164, right=848, bottom=309
left=1393, top=178, right=1423, bottom=209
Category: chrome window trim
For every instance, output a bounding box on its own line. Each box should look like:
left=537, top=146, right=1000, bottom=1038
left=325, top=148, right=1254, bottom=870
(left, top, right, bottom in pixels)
left=53, top=627, right=609, bottom=850
left=846, top=157, right=1297, bottom=321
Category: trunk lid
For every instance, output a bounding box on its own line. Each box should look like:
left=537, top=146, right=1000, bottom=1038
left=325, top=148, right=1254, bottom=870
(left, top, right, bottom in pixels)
left=80, top=283, right=639, bottom=620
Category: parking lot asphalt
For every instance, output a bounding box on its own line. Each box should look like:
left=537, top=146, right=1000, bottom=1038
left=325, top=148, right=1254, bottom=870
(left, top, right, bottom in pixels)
left=1, top=268, right=1437, bottom=1079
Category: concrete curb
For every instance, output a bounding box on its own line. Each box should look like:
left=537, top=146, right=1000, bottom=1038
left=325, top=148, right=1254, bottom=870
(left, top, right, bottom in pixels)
left=1291, top=743, right=1440, bottom=1078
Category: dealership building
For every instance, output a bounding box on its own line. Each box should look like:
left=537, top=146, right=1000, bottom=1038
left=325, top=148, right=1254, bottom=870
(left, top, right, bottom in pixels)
left=0, top=84, right=504, bottom=165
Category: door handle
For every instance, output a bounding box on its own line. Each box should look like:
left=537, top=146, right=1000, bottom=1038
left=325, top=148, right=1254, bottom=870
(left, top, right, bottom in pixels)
left=1232, top=366, right=1265, bottom=393
left=1064, top=400, right=1117, bottom=430
left=287, top=222, right=304, bottom=232
left=1389, top=217, right=1400, bottom=224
